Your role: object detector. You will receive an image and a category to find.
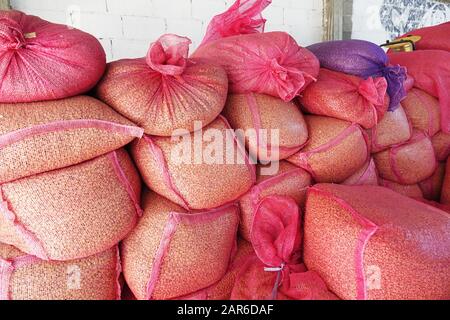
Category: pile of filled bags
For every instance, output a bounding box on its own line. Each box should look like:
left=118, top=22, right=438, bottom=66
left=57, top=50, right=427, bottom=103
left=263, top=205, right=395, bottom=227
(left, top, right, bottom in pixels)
left=0, top=0, right=448, bottom=300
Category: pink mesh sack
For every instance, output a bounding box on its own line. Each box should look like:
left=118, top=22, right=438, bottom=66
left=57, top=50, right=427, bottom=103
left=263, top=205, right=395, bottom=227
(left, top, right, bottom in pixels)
left=343, top=158, right=379, bottom=186
left=299, top=68, right=388, bottom=129
left=0, top=244, right=121, bottom=300
left=388, top=50, right=450, bottom=134
left=396, top=22, right=450, bottom=52
left=131, top=116, right=255, bottom=210
left=369, top=104, right=412, bottom=153
left=193, top=0, right=319, bottom=102
left=402, top=88, right=441, bottom=136
left=287, top=116, right=369, bottom=183
left=239, top=161, right=312, bottom=241
left=304, top=184, right=450, bottom=300
left=374, top=131, right=437, bottom=185
left=379, top=179, right=424, bottom=199
left=419, top=162, right=446, bottom=201
left=415, top=198, right=450, bottom=215
left=178, top=239, right=254, bottom=300
left=96, top=34, right=228, bottom=136
left=0, top=11, right=106, bottom=103
left=432, top=131, right=450, bottom=161
left=0, top=96, right=143, bottom=183
left=0, top=149, right=141, bottom=261
left=121, top=191, right=239, bottom=300
left=442, top=159, right=450, bottom=205
left=231, top=196, right=339, bottom=300
left=223, top=93, right=309, bottom=161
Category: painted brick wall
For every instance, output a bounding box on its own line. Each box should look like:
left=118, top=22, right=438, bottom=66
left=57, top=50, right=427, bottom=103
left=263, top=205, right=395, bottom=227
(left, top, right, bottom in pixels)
left=10, top=0, right=324, bottom=61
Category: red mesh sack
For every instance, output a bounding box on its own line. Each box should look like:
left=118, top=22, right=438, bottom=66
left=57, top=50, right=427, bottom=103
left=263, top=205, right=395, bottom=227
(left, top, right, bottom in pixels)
left=96, top=34, right=228, bottom=136
left=131, top=116, right=255, bottom=210
left=0, top=149, right=141, bottom=261
left=223, top=93, right=308, bottom=161
left=299, top=68, right=388, bottom=129
left=442, top=159, right=450, bottom=205
left=396, top=22, right=450, bottom=52
left=414, top=198, right=450, bottom=214
left=369, top=104, right=412, bottom=153
left=374, top=131, right=437, bottom=185
left=343, top=158, right=379, bottom=186
left=388, top=50, right=450, bottom=134
left=379, top=179, right=424, bottom=199
left=0, top=11, right=106, bottom=103
left=231, top=196, right=338, bottom=300
left=121, top=191, right=239, bottom=300
left=239, top=161, right=312, bottom=241
left=432, top=131, right=450, bottom=161
left=178, top=239, right=254, bottom=300
left=402, top=88, right=441, bottom=136
left=304, top=184, right=450, bottom=300
left=0, top=96, right=143, bottom=183
left=0, top=244, right=121, bottom=300
left=193, top=0, right=319, bottom=102
left=287, top=116, right=369, bottom=183
left=419, top=162, right=446, bottom=201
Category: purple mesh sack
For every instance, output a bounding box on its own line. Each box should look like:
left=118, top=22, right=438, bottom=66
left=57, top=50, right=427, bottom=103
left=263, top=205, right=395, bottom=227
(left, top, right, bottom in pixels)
left=307, top=40, right=406, bottom=111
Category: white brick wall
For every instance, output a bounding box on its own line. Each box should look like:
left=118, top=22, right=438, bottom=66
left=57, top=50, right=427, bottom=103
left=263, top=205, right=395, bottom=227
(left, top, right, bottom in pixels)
left=10, top=0, right=324, bottom=61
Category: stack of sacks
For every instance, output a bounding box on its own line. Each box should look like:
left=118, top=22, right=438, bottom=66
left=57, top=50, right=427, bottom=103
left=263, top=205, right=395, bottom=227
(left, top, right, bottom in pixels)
left=103, top=0, right=338, bottom=300
left=286, top=40, right=395, bottom=184
left=193, top=0, right=318, bottom=163
left=379, top=23, right=450, bottom=200
left=0, top=11, right=143, bottom=300
left=95, top=32, right=255, bottom=299
left=304, top=184, right=450, bottom=300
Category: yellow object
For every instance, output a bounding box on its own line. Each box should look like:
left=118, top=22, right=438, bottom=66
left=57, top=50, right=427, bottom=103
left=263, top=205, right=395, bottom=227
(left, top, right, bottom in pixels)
left=380, top=35, right=422, bottom=52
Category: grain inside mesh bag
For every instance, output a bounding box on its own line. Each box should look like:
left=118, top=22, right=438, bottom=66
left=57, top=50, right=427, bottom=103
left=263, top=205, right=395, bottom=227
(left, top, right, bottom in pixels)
left=131, top=116, right=255, bottom=210
left=223, top=93, right=309, bottom=161
left=374, top=130, right=437, bottom=185
left=0, top=96, right=144, bottom=183
left=369, top=103, right=412, bottom=153
left=307, top=39, right=407, bottom=111
left=304, top=184, right=450, bottom=300
left=287, top=115, right=369, bottom=183
left=231, top=196, right=339, bottom=300
left=379, top=179, right=424, bottom=199
left=0, top=11, right=106, bottom=103
left=388, top=50, right=450, bottom=134
left=0, top=243, right=121, bottom=300
left=299, top=68, right=389, bottom=129
left=442, top=159, right=450, bottom=205
left=419, top=162, right=446, bottom=201
left=402, top=88, right=441, bottom=136
left=239, top=161, right=312, bottom=241
left=343, top=158, right=379, bottom=186
left=192, top=0, right=320, bottom=102
left=96, top=34, right=228, bottom=136
left=178, top=239, right=255, bottom=300
left=0, top=149, right=141, bottom=261
left=121, top=191, right=239, bottom=300
left=432, top=131, right=450, bottom=161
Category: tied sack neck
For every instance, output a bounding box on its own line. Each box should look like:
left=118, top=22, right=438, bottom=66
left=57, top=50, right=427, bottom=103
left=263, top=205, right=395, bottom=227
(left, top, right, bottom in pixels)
left=0, top=17, right=36, bottom=50
left=382, top=64, right=407, bottom=111
left=235, top=195, right=333, bottom=300
left=200, top=0, right=272, bottom=46
left=358, top=76, right=388, bottom=119
left=146, top=34, right=191, bottom=76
